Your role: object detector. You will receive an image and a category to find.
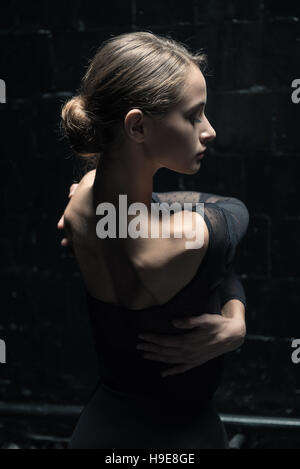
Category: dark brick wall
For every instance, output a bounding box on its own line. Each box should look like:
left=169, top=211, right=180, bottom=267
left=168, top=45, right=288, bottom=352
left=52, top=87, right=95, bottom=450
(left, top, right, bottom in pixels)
left=0, top=0, right=299, bottom=424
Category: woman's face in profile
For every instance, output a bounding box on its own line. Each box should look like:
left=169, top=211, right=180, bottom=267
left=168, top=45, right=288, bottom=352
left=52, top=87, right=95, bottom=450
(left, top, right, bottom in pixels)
left=148, top=64, right=216, bottom=175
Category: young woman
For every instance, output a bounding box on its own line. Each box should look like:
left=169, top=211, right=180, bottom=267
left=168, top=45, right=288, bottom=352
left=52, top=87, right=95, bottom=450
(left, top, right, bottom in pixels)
left=58, top=31, right=249, bottom=449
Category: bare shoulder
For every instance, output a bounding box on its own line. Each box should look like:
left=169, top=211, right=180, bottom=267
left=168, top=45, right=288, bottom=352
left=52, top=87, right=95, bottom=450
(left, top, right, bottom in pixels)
left=128, top=208, right=209, bottom=260
left=127, top=209, right=210, bottom=304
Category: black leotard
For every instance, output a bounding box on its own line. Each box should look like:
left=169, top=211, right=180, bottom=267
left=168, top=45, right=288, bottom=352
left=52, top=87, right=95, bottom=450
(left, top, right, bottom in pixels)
left=68, top=191, right=249, bottom=449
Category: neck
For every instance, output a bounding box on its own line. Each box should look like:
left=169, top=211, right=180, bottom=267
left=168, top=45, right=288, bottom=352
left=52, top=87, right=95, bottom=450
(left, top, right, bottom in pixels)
left=93, top=148, right=159, bottom=211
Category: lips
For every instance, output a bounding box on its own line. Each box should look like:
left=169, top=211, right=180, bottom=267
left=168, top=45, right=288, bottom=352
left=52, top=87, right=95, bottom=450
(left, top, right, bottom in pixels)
left=196, top=148, right=206, bottom=158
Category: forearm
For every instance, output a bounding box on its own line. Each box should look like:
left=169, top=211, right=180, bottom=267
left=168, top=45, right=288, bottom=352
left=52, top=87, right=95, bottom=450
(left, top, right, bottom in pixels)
left=221, top=298, right=246, bottom=347
left=219, top=268, right=247, bottom=343
left=155, top=190, right=235, bottom=205
left=155, top=191, right=202, bottom=205
left=221, top=298, right=245, bottom=320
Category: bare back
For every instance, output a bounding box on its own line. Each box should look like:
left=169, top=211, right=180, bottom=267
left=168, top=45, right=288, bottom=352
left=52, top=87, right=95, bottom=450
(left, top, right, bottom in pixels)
left=63, top=172, right=209, bottom=310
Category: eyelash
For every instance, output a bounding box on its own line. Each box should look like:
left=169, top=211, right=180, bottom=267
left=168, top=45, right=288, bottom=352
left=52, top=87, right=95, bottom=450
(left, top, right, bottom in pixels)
left=190, top=116, right=202, bottom=124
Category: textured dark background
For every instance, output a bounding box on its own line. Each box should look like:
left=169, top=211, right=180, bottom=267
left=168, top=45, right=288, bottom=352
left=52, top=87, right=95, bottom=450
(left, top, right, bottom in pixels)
left=0, top=0, right=300, bottom=448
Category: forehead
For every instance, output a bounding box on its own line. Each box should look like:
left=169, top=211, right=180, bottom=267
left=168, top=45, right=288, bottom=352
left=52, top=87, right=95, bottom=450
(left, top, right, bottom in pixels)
left=180, top=64, right=206, bottom=104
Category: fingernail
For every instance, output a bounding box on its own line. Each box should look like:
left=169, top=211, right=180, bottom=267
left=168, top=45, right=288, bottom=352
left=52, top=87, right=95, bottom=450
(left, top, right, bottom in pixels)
left=172, top=321, right=182, bottom=327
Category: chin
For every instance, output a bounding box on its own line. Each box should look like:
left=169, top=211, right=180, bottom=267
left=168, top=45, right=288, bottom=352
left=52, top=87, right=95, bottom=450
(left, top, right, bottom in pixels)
left=165, top=160, right=201, bottom=175
left=182, top=162, right=202, bottom=175
left=171, top=167, right=201, bottom=176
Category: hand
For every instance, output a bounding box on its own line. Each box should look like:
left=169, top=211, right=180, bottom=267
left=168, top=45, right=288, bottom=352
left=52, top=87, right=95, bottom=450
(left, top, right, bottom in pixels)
left=57, top=183, right=79, bottom=246
left=136, top=301, right=246, bottom=378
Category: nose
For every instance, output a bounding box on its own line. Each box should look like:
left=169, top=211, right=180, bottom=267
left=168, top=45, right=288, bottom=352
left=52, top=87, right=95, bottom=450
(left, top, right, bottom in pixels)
left=199, top=115, right=216, bottom=144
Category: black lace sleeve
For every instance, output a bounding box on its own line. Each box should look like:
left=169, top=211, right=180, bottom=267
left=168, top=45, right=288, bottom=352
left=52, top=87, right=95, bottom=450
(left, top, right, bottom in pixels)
left=218, top=264, right=246, bottom=309
left=155, top=189, right=249, bottom=260
left=153, top=190, right=249, bottom=307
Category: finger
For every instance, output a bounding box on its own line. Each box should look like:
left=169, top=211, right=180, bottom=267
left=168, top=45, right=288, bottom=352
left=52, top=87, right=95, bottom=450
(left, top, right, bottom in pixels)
left=69, top=183, right=79, bottom=198
left=138, top=331, right=210, bottom=347
left=57, top=215, right=64, bottom=230
left=61, top=238, right=69, bottom=247
left=137, top=341, right=211, bottom=364
left=138, top=329, right=205, bottom=349
left=172, top=314, right=221, bottom=330
left=161, top=363, right=196, bottom=377
left=172, top=319, right=199, bottom=329
left=142, top=353, right=187, bottom=364
left=160, top=349, right=222, bottom=377
left=137, top=333, right=184, bottom=348
left=136, top=342, right=179, bottom=356
left=69, top=183, right=77, bottom=193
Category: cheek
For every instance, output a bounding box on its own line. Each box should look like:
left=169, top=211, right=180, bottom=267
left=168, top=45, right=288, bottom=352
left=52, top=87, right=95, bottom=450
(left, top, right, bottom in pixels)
left=154, top=121, right=193, bottom=156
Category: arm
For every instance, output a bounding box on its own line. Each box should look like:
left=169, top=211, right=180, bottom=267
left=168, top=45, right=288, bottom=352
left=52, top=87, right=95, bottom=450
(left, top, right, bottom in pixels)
left=137, top=299, right=246, bottom=378
left=219, top=267, right=247, bottom=341
left=219, top=264, right=246, bottom=310
left=156, top=190, right=248, bottom=308
left=57, top=183, right=79, bottom=246
left=57, top=170, right=97, bottom=245
left=136, top=191, right=247, bottom=376
left=155, top=191, right=249, bottom=244
left=155, top=191, right=202, bottom=205
left=155, top=190, right=236, bottom=205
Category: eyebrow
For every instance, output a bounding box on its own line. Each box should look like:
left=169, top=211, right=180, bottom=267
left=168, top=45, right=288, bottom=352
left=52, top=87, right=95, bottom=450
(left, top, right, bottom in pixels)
left=185, top=101, right=206, bottom=114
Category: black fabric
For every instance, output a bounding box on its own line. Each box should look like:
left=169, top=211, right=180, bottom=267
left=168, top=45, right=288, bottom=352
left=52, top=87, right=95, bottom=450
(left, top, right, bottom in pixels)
left=153, top=191, right=248, bottom=309
left=68, top=382, right=229, bottom=449
left=219, top=263, right=246, bottom=309
left=69, top=190, right=249, bottom=448
left=84, top=191, right=249, bottom=401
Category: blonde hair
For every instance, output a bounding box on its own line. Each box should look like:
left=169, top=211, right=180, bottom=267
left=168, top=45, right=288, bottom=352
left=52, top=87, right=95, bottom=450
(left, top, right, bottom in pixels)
left=60, top=31, right=208, bottom=168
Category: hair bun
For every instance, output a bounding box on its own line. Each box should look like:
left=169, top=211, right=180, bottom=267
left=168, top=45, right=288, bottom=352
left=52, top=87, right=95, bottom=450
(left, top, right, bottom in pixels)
left=61, top=95, right=101, bottom=157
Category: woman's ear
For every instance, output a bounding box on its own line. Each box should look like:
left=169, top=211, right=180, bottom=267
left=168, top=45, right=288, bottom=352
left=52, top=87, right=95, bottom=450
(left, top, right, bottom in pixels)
left=124, top=109, right=149, bottom=143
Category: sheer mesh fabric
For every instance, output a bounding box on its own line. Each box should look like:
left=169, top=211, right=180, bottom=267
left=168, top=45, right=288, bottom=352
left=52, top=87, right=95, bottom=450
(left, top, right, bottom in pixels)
left=69, top=189, right=249, bottom=449
left=154, top=190, right=249, bottom=309
left=83, top=190, right=249, bottom=402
